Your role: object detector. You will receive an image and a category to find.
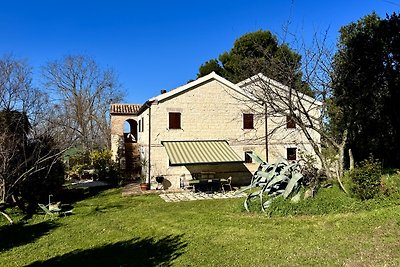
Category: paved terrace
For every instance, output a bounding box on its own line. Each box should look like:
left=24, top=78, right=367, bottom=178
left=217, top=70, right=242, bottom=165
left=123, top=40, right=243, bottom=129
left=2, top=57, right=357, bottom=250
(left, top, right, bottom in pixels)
left=122, top=182, right=246, bottom=202
left=159, top=191, right=246, bottom=202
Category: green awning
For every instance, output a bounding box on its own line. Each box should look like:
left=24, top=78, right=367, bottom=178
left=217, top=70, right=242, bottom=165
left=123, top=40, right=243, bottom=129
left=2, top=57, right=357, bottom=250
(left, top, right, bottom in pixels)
left=162, top=140, right=243, bottom=166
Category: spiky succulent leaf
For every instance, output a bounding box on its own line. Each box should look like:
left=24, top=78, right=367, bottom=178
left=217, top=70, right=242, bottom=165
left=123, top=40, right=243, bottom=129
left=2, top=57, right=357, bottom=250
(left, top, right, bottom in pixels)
left=283, top=172, right=303, bottom=198
left=291, top=191, right=301, bottom=203
left=249, top=153, right=264, bottom=164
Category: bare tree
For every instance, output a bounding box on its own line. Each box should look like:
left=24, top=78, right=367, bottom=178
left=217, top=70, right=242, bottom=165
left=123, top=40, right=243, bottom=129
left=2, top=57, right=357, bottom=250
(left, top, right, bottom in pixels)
left=235, top=31, right=349, bottom=192
left=0, top=56, right=65, bottom=224
left=42, top=55, right=124, bottom=151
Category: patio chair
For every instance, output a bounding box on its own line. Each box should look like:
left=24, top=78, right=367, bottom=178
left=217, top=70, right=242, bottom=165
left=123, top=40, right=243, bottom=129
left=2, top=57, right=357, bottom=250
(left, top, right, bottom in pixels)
left=180, top=175, right=196, bottom=192
left=38, top=203, right=57, bottom=220
left=221, top=177, right=232, bottom=193
left=211, top=179, right=221, bottom=192
left=38, top=203, right=73, bottom=220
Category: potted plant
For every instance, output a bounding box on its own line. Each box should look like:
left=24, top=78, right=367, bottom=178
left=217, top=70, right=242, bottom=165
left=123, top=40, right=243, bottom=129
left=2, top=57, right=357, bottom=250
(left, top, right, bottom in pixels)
left=139, top=173, right=150, bottom=191
left=138, top=159, right=149, bottom=190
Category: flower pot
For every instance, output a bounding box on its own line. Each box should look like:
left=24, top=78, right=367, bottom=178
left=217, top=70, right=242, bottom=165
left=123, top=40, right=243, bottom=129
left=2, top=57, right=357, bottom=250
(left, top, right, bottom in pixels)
left=140, top=183, right=150, bottom=191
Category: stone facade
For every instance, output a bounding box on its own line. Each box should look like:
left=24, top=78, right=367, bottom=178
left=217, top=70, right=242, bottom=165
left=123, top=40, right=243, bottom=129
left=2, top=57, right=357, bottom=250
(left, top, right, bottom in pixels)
left=110, top=73, right=321, bottom=189
left=116, top=72, right=322, bottom=189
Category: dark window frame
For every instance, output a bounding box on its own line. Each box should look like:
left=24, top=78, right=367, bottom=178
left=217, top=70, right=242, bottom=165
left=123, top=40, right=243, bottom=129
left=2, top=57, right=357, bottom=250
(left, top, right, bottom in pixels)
left=287, top=147, right=297, bottom=161
left=244, top=151, right=253, bottom=163
left=169, top=112, right=181, bottom=129
left=138, top=117, right=144, bottom=132
left=243, top=113, right=254, bottom=129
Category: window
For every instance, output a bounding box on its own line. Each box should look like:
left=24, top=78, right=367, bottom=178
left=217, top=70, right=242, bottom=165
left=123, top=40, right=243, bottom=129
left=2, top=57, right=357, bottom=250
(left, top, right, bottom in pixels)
left=169, top=112, right=181, bottom=129
left=286, top=116, right=296, bottom=129
left=244, top=151, right=253, bottom=163
left=287, top=147, right=297, bottom=161
left=243, top=114, right=254, bottom=129
left=138, top=117, right=144, bottom=132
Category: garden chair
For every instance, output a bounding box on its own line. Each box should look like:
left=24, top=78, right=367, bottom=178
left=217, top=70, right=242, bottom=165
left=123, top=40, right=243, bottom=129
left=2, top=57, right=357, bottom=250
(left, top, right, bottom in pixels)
left=38, top=203, right=73, bottom=220
left=38, top=203, right=57, bottom=220
left=180, top=175, right=196, bottom=192
left=221, top=177, right=232, bottom=193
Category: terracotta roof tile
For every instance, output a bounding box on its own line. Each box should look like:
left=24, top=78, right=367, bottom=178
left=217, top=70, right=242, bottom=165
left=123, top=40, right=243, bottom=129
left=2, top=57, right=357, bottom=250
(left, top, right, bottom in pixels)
left=110, top=104, right=141, bottom=114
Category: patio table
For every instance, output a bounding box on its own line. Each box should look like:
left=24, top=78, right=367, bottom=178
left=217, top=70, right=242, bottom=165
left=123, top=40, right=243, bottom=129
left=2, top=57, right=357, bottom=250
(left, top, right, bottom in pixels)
left=188, top=178, right=228, bottom=192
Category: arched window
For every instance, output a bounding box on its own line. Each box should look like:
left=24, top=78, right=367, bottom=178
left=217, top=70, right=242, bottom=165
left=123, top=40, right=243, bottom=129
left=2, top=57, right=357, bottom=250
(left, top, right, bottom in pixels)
left=123, top=119, right=138, bottom=143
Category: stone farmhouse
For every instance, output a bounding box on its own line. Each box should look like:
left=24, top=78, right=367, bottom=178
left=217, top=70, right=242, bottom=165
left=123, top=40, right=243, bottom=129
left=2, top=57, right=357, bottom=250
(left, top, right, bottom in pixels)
left=110, top=72, right=321, bottom=189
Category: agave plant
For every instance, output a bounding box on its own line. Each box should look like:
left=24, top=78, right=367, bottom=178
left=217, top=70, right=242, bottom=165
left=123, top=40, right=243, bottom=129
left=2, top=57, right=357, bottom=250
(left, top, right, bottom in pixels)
left=238, top=153, right=304, bottom=212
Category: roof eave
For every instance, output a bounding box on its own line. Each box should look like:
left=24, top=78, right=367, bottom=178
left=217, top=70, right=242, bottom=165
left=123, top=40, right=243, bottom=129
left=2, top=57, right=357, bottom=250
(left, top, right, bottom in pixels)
left=137, top=100, right=156, bottom=115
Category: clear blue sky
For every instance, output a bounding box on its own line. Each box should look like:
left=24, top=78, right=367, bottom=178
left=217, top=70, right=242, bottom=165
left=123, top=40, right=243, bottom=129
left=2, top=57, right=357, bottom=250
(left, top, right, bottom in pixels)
left=1, top=0, right=399, bottom=104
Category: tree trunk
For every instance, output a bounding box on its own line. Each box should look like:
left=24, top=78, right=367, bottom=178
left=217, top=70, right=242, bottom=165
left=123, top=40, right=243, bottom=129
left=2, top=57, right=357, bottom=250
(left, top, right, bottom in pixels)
left=336, top=130, right=348, bottom=194
left=349, top=148, right=354, bottom=170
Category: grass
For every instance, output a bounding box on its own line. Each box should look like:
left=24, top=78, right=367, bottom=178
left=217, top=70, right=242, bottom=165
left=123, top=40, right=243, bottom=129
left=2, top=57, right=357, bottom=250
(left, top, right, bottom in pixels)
left=264, top=185, right=400, bottom=216
left=1, top=187, right=400, bottom=266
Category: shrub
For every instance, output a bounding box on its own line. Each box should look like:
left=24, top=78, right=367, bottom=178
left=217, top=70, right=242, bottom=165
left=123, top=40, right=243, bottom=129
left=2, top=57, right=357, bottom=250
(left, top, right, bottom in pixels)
left=18, top=136, right=65, bottom=215
left=266, top=185, right=354, bottom=216
left=264, top=184, right=400, bottom=217
left=67, top=149, right=122, bottom=185
left=348, top=156, right=382, bottom=200
left=380, top=170, right=400, bottom=198
left=90, top=149, right=121, bottom=185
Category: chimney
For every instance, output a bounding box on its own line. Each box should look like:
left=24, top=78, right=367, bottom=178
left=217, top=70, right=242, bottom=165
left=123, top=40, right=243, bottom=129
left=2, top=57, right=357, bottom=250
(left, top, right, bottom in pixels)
left=161, top=89, right=167, bottom=94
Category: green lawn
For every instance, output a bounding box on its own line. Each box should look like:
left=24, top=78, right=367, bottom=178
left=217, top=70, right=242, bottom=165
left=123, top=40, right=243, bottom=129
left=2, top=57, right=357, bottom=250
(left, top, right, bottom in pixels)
left=1, top=188, right=400, bottom=266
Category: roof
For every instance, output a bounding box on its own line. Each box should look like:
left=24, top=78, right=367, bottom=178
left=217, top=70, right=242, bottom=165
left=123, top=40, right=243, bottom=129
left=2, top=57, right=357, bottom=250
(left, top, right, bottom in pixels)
left=135, top=72, right=243, bottom=115
left=110, top=104, right=141, bottom=115
left=236, top=73, right=323, bottom=106
left=137, top=72, right=322, bottom=115
left=149, top=72, right=240, bottom=103
left=162, top=140, right=243, bottom=166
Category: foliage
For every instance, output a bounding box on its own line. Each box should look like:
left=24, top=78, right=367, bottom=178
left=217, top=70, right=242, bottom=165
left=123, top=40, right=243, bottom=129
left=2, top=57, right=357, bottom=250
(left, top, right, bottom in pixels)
left=381, top=170, right=400, bottom=198
left=347, top=156, right=382, bottom=200
left=198, top=59, right=224, bottom=77
left=332, top=12, right=400, bottom=167
left=0, top=110, right=30, bottom=204
left=89, top=149, right=121, bottom=184
left=266, top=184, right=400, bottom=216
left=197, top=30, right=313, bottom=96
left=17, top=137, right=65, bottom=215
left=2, top=189, right=400, bottom=266
left=67, top=149, right=121, bottom=185
left=0, top=56, right=65, bottom=223
left=240, top=154, right=304, bottom=212
left=299, top=152, right=326, bottom=191
left=0, top=110, right=65, bottom=220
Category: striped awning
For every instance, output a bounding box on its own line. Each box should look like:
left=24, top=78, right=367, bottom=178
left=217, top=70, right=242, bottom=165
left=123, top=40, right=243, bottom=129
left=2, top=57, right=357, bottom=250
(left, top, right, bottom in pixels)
left=162, top=140, right=243, bottom=166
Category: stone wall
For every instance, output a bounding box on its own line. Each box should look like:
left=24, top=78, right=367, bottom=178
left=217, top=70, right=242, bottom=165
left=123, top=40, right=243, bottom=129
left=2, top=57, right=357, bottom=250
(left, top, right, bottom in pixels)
left=110, top=113, right=138, bottom=164
left=136, top=78, right=321, bottom=189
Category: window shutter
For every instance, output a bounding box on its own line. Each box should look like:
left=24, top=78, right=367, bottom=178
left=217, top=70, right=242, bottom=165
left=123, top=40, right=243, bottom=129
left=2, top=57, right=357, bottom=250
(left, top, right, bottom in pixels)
left=243, top=114, right=254, bottom=129
left=287, top=148, right=297, bottom=160
left=286, top=116, right=296, bottom=129
left=169, top=112, right=181, bottom=129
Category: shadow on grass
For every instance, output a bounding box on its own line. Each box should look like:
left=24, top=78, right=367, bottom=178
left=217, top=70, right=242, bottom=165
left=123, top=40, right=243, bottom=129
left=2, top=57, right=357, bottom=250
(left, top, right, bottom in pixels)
left=27, top=234, right=187, bottom=267
left=0, top=221, right=59, bottom=252
left=58, top=185, right=112, bottom=205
